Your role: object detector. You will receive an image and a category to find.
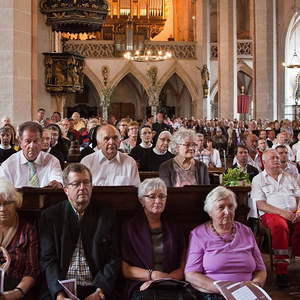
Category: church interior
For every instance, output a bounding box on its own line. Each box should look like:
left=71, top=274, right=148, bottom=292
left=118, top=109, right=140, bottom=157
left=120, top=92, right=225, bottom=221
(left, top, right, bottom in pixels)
left=1, top=0, right=300, bottom=124
left=1, top=1, right=300, bottom=299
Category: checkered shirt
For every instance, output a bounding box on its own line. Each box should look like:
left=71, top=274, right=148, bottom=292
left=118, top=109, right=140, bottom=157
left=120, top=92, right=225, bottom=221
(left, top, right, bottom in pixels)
left=66, top=235, right=93, bottom=286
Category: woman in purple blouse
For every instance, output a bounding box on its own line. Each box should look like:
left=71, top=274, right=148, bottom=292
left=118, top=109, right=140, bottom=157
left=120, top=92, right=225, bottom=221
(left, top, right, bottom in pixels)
left=185, top=186, right=267, bottom=300
left=122, top=178, right=186, bottom=300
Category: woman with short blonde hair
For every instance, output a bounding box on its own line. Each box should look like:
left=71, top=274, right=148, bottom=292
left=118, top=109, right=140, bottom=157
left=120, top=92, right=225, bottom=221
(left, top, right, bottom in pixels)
left=0, top=179, right=39, bottom=298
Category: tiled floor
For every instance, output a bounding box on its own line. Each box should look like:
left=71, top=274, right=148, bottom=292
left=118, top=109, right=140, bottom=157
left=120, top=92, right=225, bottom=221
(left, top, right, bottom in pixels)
left=263, top=255, right=300, bottom=299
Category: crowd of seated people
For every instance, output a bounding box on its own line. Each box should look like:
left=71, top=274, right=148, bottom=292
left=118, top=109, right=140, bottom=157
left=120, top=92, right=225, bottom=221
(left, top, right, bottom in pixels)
left=0, top=109, right=299, bottom=297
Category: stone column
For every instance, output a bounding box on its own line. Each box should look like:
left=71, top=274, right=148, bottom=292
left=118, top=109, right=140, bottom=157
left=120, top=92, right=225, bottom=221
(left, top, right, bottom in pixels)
left=0, top=0, right=32, bottom=124
left=218, top=0, right=237, bottom=119
left=193, top=0, right=210, bottom=119
left=253, top=0, right=277, bottom=120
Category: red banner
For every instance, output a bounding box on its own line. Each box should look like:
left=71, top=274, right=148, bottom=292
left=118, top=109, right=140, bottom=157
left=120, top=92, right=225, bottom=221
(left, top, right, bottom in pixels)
left=237, top=95, right=250, bottom=114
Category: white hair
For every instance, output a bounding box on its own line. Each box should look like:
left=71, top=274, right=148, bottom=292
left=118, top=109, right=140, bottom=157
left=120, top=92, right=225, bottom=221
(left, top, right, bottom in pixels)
left=158, top=130, right=172, bottom=139
left=138, top=178, right=167, bottom=200
left=169, top=128, right=196, bottom=154
left=262, top=149, right=277, bottom=162
left=204, top=186, right=237, bottom=215
left=0, top=178, right=22, bottom=208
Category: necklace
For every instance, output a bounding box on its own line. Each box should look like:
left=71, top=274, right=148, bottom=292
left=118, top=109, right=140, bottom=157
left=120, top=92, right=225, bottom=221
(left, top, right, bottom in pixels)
left=210, top=221, right=236, bottom=243
left=174, top=157, right=193, bottom=171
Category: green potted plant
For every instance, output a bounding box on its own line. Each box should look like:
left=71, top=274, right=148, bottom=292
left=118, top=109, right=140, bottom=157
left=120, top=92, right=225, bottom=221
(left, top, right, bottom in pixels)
left=222, top=168, right=251, bottom=186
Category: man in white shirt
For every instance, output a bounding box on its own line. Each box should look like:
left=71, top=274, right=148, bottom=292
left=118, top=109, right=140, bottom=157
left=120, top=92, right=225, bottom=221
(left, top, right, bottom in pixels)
left=272, top=131, right=295, bottom=161
left=251, top=149, right=300, bottom=288
left=81, top=125, right=140, bottom=186
left=275, top=145, right=299, bottom=180
left=0, top=121, right=62, bottom=188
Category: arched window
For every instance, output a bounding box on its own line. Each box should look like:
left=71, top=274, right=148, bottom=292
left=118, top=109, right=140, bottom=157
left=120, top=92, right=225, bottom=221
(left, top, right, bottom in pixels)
left=284, top=13, right=300, bottom=119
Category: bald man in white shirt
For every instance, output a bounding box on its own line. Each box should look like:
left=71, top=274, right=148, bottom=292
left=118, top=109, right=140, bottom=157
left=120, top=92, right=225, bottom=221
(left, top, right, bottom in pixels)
left=81, top=125, right=140, bottom=186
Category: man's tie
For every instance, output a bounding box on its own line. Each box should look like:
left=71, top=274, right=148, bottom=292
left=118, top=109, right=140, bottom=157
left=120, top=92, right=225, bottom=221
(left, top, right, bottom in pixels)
left=27, top=162, right=40, bottom=187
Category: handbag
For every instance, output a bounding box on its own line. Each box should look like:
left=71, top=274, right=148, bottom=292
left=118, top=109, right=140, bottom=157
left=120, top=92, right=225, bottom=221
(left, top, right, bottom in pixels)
left=133, top=279, right=199, bottom=300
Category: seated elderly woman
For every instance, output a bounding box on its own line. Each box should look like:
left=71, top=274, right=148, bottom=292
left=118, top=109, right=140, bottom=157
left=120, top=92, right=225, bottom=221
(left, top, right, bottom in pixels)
left=185, top=186, right=266, bottom=300
left=159, top=128, right=210, bottom=187
left=122, top=178, right=186, bottom=299
left=0, top=179, right=39, bottom=299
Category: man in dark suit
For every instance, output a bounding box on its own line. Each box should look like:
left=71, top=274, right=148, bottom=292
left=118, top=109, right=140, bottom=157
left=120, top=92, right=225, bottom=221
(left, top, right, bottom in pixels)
left=152, top=112, right=172, bottom=145
left=232, top=145, right=259, bottom=181
left=231, top=145, right=259, bottom=231
left=40, top=163, right=120, bottom=300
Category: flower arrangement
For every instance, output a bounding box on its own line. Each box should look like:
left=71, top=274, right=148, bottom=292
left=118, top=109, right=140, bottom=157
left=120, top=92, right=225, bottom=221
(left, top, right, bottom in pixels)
left=222, top=168, right=251, bottom=186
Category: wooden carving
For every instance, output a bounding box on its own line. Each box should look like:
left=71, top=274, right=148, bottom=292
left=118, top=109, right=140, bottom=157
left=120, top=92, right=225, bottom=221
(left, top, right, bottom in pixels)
left=43, top=52, right=85, bottom=95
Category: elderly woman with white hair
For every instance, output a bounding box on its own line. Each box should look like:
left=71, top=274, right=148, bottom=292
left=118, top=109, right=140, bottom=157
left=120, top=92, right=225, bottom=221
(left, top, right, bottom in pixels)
left=159, top=128, right=210, bottom=187
left=122, top=178, right=186, bottom=300
left=185, top=186, right=266, bottom=300
left=0, top=179, right=39, bottom=299
left=139, top=131, right=174, bottom=171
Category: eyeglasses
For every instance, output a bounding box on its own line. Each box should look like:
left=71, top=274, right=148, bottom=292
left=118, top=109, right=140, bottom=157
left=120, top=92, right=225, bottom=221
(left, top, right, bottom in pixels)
left=144, top=194, right=167, bottom=200
left=159, top=138, right=170, bottom=142
left=179, top=143, right=197, bottom=148
left=67, top=180, right=91, bottom=188
left=0, top=201, right=15, bottom=207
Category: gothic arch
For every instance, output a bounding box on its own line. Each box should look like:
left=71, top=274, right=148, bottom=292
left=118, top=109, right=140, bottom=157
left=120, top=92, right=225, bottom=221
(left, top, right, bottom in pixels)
left=83, top=65, right=104, bottom=97
left=237, top=60, right=253, bottom=77
left=283, top=12, right=300, bottom=119
left=158, top=64, right=198, bottom=101
left=110, top=62, right=148, bottom=91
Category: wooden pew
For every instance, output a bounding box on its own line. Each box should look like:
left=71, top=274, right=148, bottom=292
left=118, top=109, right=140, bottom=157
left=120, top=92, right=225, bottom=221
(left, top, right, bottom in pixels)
left=139, top=168, right=225, bottom=184
left=18, top=185, right=250, bottom=234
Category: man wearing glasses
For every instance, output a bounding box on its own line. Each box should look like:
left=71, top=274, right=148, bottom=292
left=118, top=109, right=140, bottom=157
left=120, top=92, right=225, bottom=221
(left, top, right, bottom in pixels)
left=40, top=163, right=120, bottom=300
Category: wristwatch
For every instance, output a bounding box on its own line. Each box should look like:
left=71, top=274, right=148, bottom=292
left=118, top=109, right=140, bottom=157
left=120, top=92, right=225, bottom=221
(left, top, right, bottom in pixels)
left=96, top=288, right=105, bottom=299
left=252, top=280, right=262, bottom=287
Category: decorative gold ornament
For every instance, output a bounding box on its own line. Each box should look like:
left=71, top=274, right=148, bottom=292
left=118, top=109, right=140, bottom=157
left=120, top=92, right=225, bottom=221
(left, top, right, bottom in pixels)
left=102, top=66, right=109, bottom=87
left=43, top=52, right=85, bottom=95
left=124, top=50, right=172, bottom=62
left=40, top=0, right=108, bottom=33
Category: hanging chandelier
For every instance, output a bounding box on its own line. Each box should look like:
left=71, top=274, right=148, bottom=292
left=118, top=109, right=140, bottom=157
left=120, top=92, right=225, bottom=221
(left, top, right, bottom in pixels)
left=123, top=50, right=172, bottom=62
left=40, top=0, right=108, bottom=33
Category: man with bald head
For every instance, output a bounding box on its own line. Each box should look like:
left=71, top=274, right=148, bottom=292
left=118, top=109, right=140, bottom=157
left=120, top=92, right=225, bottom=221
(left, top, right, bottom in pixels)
left=81, top=125, right=140, bottom=186
left=251, top=149, right=300, bottom=288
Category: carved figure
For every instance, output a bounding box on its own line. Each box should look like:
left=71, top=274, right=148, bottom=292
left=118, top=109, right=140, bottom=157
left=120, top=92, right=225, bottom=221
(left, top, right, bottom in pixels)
left=197, top=64, right=209, bottom=98
left=67, top=56, right=80, bottom=85
left=102, top=66, right=109, bottom=86
left=54, top=62, right=66, bottom=85
left=45, top=56, right=53, bottom=84
left=147, top=66, right=158, bottom=86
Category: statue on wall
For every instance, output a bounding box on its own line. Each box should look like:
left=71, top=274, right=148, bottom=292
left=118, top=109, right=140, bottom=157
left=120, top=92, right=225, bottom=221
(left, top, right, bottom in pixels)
left=147, top=66, right=158, bottom=86
left=197, top=64, right=209, bottom=98
left=102, top=66, right=109, bottom=87
left=295, top=73, right=300, bottom=104
left=45, top=56, right=53, bottom=84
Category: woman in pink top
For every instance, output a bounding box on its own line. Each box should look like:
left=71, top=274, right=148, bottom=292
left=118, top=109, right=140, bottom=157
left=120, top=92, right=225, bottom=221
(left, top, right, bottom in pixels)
left=185, top=186, right=267, bottom=300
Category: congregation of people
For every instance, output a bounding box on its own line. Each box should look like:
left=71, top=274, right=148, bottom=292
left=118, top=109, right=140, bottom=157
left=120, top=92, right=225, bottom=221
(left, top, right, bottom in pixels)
left=0, top=108, right=299, bottom=299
